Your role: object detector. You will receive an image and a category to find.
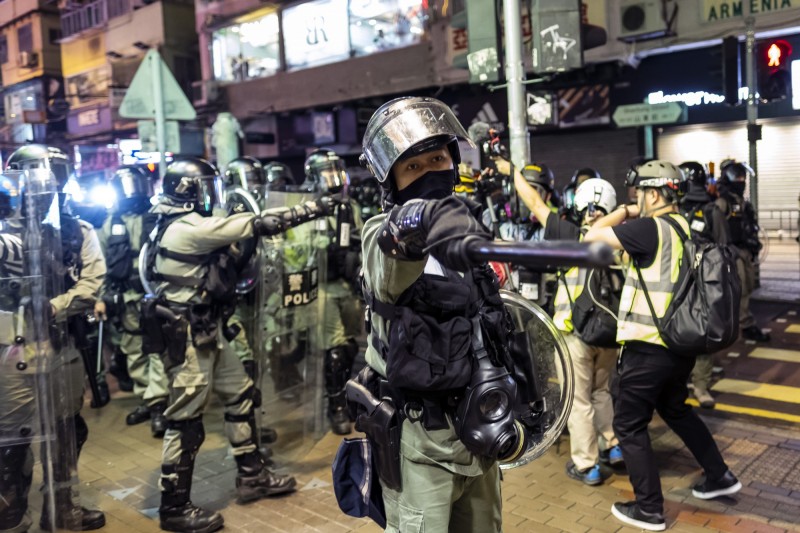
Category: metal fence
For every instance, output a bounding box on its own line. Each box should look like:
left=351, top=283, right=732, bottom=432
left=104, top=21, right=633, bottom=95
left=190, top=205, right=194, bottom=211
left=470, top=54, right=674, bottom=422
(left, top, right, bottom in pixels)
left=759, top=208, right=799, bottom=238
left=758, top=209, right=800, bottom=282
left=61, top=0, right=131, bottom=39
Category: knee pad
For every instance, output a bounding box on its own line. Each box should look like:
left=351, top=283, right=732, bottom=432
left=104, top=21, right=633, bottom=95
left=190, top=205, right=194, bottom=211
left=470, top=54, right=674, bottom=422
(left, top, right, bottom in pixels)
left=225, top=385, right=255, bottom=410
left=167, top=417, right=205, bottom=454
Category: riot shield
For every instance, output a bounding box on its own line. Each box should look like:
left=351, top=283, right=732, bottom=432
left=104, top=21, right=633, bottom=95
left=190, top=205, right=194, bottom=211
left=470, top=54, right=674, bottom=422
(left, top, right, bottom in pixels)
left=499, top=289, right=573, bottom=469
left=224, top=187, right=260, bottom=295
left=244, top=189, right=328, bottom=461
left=0, top=169, right=80, bottom=531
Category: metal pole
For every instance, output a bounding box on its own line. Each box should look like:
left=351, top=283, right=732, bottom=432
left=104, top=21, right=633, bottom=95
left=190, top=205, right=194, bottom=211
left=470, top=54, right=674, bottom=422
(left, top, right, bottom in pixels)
left=152, top=51, right=167, bottom=179
left=745, top=17, right=758, bottom=211
left=502, top=0, right=530, bottom=170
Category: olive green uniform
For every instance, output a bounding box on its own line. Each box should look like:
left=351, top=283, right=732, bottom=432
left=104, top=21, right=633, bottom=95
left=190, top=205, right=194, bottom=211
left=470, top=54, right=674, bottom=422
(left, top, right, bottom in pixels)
left=97, top=213, right=168, bottom=407
left=361, top=214, right=501, bottom=533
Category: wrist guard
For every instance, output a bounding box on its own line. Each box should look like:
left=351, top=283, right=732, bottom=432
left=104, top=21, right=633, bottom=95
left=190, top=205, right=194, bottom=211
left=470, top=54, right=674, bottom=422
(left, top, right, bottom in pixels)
left=377, top=200, right=431, bottom=261
left=254, top=198, right=333, bottom=237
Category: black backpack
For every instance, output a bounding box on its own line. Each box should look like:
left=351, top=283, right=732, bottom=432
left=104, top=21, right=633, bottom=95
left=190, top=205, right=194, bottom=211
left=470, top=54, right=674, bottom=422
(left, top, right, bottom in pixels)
left=561, top=266, right=624, bottom=348
left=635, top=216, right=741, bottom=356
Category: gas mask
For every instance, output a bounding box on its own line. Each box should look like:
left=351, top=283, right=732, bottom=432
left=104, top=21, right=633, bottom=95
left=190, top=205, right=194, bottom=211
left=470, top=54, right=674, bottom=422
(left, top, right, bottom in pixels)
left=453, top=321, right=529, bottom=463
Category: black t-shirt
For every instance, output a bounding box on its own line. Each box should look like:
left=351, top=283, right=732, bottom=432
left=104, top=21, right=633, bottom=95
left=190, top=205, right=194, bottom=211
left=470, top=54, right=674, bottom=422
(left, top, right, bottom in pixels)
left=543, top=212, right=581, bottom=242
left=613, top=218, right=659, bottom=268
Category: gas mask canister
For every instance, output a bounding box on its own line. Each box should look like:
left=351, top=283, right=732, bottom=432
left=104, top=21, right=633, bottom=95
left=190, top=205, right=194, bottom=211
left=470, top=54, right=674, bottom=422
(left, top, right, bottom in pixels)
left=454, top=318, right=528, bottom=463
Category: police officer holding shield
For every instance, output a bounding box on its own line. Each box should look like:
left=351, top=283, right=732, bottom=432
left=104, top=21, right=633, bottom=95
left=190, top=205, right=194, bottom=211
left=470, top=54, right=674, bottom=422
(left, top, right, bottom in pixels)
left=144, top=158, right=332, bottom=533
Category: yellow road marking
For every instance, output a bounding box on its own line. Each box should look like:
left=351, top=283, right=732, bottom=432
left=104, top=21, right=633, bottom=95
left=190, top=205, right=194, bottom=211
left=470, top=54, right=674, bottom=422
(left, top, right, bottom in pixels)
left=786, top=324, right=800, bottom=334
left=711, top=378, right=800, bottom=404
left=686, top=398, right=800, bottom=424
left=749, top=347, right=800, bottom=364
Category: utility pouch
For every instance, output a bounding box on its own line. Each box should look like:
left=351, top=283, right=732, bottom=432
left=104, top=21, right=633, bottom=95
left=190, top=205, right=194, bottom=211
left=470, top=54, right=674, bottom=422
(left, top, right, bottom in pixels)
left=141, top=296, right=167, bottom=354
left=164, top=314, right=189, bottom=367
left=385, top=306, right=472, bottom=392
left=188, top=304, right=218, bottom=348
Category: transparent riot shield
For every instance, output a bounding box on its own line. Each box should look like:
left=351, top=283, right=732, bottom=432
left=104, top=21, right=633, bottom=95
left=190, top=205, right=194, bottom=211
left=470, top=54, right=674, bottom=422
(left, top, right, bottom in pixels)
left=0, top=169, right=80, bottom=531
left=245, top=190, right=328, bottom=462
left=499, top=289, right=573, bottom=469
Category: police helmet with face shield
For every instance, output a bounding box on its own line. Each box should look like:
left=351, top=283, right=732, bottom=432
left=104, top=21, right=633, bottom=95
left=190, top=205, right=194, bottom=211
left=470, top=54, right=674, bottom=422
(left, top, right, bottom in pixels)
left=573, top=178, right=617, bottom=217
left=719, top=159, right=753, bottom=183
left=360, top=97, right=473, bottom=197
left=679, top=161, right=709, bottom=187
left=625, top=160, right=687, bottom=202
left=6, top=144, right=73, bottom=188
left=224, top=156, right=266, bottom=193
left=110, top=166, right=152, bottom=204
left=263, top=162, right=294, bottom=192
left=162, top=158, right=222, bottom=216
left=303, top=149, right=348, bottom=194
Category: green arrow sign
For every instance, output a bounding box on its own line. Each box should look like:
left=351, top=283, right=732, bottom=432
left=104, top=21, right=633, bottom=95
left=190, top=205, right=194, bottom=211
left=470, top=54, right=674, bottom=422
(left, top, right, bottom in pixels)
left=612, top=102, right=688, bottom=128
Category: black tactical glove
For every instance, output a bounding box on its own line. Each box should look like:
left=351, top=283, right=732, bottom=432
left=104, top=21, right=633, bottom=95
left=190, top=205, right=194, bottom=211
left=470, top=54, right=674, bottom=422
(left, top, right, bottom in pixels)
left=378, top=196, right=491, bottom=270
left=254, top=197, right=334, bottom=237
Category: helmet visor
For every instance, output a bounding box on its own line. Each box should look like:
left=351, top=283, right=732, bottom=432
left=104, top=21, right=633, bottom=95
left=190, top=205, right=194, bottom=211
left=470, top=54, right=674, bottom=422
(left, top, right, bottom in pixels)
left=195, top=175, right=223, bottom=216
left=313, top=159, right=348, bottom=194
left=362, top=98, right=474, bottom=183
left=119, top=173, right=151, bottom=199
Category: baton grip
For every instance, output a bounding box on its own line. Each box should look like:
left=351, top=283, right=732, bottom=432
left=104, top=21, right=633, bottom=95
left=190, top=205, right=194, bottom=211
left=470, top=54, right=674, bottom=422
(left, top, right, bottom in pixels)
left=462, top=236, right=614, bottom=271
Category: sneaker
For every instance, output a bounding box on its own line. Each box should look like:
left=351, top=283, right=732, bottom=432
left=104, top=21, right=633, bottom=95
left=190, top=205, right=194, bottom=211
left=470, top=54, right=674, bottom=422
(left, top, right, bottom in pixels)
left=600, top=445, right=625, bottom=466
left=611, top=501, right=665, bottom=531
left=566, top=461, right=604, bottom=486
left=692, top=470, right=742, bottom=500
left=693, top=388, right=716, bottom=409
left=742, top=326, right=771, bottom=342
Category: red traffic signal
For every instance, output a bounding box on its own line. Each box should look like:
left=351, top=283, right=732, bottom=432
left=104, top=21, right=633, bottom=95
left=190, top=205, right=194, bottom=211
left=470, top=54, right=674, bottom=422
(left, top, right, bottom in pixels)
left=758, top=39, right=793, bottom=101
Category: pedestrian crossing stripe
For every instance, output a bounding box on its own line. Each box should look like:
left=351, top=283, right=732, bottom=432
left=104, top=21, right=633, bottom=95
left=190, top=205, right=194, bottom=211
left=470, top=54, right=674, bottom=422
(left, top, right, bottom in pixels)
left=786, top=324, right=800, bottom=333
left=711, top=379, right=800, bottom=404
left=748, top=347, right=800, bottom=363
left=686, top=398, right=800, bottom=424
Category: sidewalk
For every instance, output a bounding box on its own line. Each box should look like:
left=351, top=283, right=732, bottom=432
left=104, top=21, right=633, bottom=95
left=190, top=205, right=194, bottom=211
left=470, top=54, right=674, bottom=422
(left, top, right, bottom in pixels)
left=23, top=394, right=800, bottom=533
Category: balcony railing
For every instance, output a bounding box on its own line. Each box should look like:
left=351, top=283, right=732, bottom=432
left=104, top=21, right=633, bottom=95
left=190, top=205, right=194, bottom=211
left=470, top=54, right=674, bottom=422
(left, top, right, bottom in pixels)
left=61, top=0, right=132, bottom=39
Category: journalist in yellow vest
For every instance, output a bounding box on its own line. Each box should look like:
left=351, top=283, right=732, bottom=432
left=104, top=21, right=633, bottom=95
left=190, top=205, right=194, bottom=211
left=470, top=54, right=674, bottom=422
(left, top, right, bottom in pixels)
left=583, top=160, right=741, bottom=532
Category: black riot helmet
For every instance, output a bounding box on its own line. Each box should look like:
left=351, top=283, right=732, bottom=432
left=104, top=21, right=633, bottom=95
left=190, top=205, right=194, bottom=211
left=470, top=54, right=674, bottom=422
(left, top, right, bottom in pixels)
left=6, top=144, right=73, bottom=188
left=162, top=158, right=222, bottom=217
left=361, top=97, right=473, bottom=193
left=110, top=166, right=152, bottom=205
left=719, top=159, right=753, bottom=183
left=224, top=156, right=266, bottom=193
left=263, top=162, right=294, bottom=192
left=303, top=149, right=347, bottom=194
left=679, top=161, right=709, bottom=187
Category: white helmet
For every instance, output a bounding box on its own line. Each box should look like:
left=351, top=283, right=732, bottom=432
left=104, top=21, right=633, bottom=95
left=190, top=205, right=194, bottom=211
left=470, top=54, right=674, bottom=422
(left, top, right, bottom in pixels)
left=574, top=178, right=617, bottom=215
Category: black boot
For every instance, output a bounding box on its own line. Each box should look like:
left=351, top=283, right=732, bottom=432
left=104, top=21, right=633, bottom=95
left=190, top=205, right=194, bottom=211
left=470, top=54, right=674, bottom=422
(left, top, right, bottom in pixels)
left=151, top=401, right=168, bottom=438
left=324, top=344, right=356, bottom=435
left=234, top=451, right=296, bottom=504
left=159, top=464, right=223, bottom=533
left=0, top=444, right=33, bottom=532
left=742, top=325, right=771, bottom=342
left=126, top=404, right=151, bottom=425
left=108, top=348, right=133, bottom=392
left=40, top=489, right=105, bottom=531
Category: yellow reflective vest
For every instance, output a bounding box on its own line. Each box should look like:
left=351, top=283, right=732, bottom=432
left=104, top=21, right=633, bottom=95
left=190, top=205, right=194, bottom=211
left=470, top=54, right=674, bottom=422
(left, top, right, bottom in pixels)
left=616, top=214, right=690, bottom=347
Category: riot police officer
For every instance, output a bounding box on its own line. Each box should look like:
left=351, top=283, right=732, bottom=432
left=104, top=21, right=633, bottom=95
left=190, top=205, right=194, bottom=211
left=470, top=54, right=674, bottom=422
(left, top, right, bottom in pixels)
left=679, top=162, right=731, bottom=409
left=95, top=166, right=169, bottom=436
left=263, top=162, right=294, bottom=192
left=716, top=160, right=770, bottom=342
left=5, top=145, right=107, bottom=531
left=144, top=158, right=331, bottom=533
left=357, top=97, right=509, bottom=531
left=585, top=160, right=741, bottom=531
left=303, top=149, right=363, bottom=435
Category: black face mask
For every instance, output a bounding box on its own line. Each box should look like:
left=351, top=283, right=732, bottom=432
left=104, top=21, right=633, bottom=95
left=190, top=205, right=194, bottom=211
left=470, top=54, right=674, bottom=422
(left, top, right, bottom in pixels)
left=394, top=169, right=454, bottom=205
left=726, top=181, right=746, bottom=197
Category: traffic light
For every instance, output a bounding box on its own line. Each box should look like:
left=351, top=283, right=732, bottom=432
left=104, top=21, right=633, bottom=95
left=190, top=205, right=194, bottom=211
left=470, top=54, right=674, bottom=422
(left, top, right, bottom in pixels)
left=758, top=39, right=793, bottom=102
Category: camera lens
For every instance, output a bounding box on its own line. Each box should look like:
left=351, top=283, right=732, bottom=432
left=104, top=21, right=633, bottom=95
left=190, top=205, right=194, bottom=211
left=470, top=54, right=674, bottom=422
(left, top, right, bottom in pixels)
left=478, top=388, right=509, bottom=421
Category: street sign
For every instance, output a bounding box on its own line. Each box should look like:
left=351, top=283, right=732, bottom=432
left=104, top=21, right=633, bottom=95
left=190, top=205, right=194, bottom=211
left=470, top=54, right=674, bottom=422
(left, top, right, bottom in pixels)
left=612, top=102, right=688, bottom=128
left=137, top=120, right=181, bottom=153
left=120, top=49, right=196, bottom=121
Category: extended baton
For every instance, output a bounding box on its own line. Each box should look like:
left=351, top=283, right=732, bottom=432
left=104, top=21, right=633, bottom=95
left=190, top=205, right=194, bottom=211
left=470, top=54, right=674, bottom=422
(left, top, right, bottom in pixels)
left=96, top=319, right=104, bottom=375
left=457, top=236, right=614, bottom=271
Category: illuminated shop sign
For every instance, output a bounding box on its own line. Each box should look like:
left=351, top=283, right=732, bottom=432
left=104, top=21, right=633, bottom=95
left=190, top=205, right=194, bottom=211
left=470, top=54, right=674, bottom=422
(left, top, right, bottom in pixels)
left=647, top=87, right=750, bottom=106
left=283, top=0, right=350, bottom=70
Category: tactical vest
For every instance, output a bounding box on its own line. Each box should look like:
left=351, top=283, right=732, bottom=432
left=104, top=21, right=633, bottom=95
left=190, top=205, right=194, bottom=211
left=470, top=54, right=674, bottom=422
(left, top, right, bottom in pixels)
left=147, top=213, right=237, bottom=305
left=366, top=263, right=511, bottom=395
left=105, top=212, right=157, bottom=292
left=680, top=200, right=715, bottom=244
left=617, top=214, right=689, bottom=348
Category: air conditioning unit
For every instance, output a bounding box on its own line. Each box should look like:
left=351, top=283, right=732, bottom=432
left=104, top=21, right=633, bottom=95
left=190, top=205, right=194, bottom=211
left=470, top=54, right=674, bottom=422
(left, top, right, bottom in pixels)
left=18, top=51, right=38, bottom=68
left=191, top=80, right=220, bottom=106
left=618, top=0, right=670, bottom=43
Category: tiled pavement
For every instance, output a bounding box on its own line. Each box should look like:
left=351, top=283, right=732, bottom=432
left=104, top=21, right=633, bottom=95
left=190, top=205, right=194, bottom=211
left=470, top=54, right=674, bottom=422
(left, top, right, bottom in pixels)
left=21, top=392, right=800, bottom=533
